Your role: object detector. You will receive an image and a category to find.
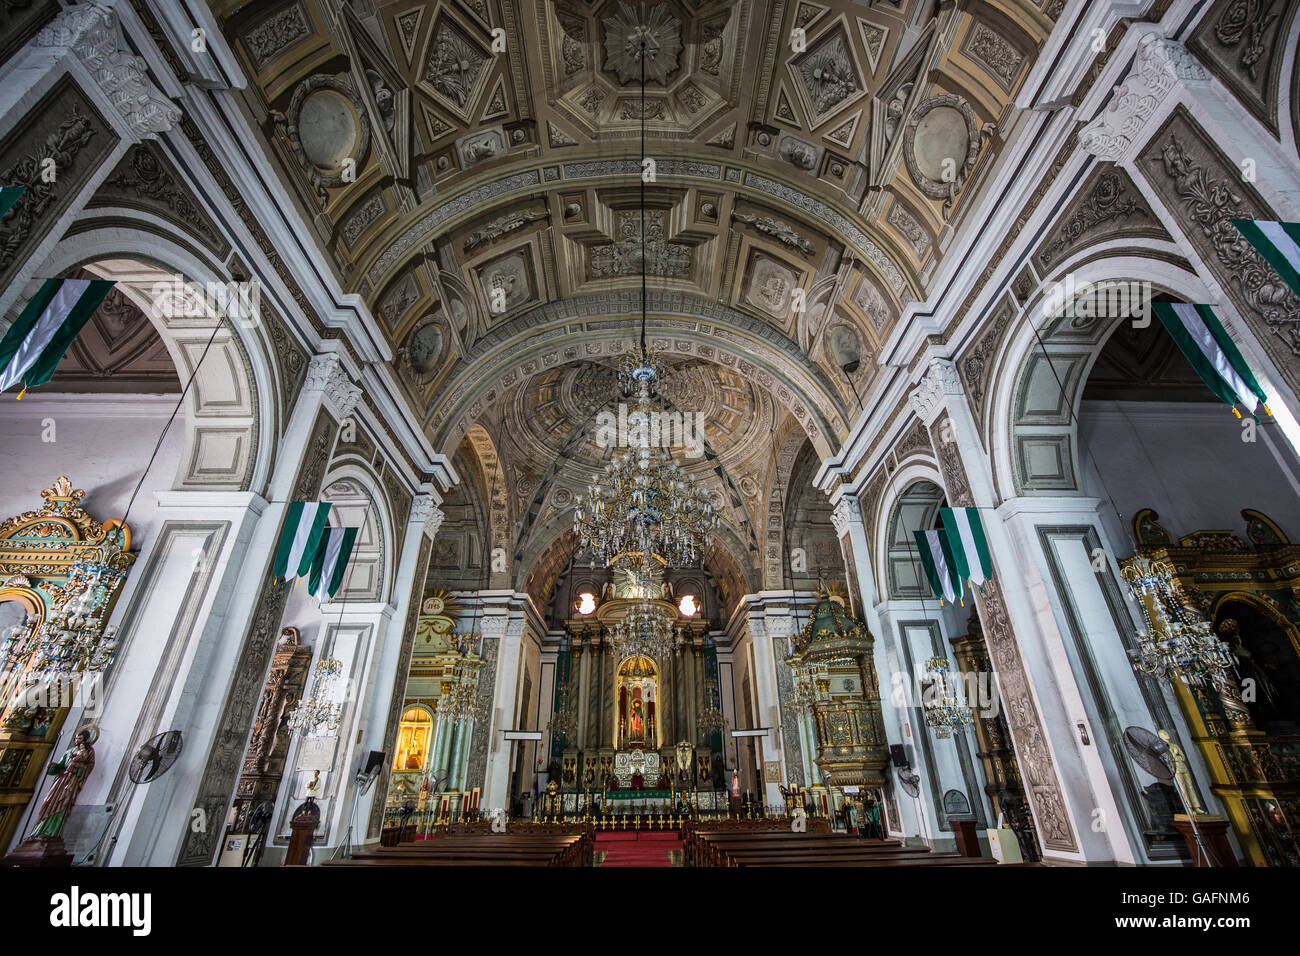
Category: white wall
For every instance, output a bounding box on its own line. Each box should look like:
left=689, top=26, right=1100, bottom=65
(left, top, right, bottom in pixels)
left=1079, top=401, right=1300, bottom=546
left=0, top=393, right=185, bottom=556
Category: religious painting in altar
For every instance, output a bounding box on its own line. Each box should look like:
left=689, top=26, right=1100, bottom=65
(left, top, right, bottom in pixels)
left=395, top=706, right=433, bottom=772
left=616, top=655, right=660, bottom=750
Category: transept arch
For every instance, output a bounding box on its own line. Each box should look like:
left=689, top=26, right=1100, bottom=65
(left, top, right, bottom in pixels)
left=318, top=461, right=396, bottom=605
left=425, top=293, right=850, bottom=458
left=876, top=467, right=946, bottom=602
left=987, top=254, right=1234, bottom=499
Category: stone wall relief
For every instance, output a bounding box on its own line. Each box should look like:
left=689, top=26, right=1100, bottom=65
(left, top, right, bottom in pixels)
left=787, top=18, right=868, bottom=127
left=1187, top=0, right=1300, bottom=135
left=270, top=73, right=372, bottom=207
left=959, top=17, right=1028, bottom=95
left=741, top=249, right=806, bottom=326
left=401, top=318, right=447, bottom=386
left=901, top=92, right=995, bottom=217
left=472, top=243, right=543, bottom=326
left=418, top=9, right=492, bottom=123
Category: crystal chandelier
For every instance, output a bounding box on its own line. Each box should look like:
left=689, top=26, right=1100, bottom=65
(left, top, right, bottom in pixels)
left=570, top=31, right=717, bottom=573
left=573, top=437, right=717, bottom=570
left=551, top=681, right=579, bottom=741
left=1123, top=556, right=1237, bottom=687
left=0, top=542, right=127, bottom=726
left=288, top=657, right=346, bottom=738
left=922, top=657, right=973, bottom=739
left=610, top=600, right=677, bottom=660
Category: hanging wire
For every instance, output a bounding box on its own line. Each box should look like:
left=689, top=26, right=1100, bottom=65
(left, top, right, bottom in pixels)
left=639, top=38, right=648, bottom=354
left=110, top=316, right=225, bottom=547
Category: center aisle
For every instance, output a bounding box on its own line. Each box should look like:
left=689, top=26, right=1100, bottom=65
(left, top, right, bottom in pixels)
left=595, top=831, right=682, bottom=867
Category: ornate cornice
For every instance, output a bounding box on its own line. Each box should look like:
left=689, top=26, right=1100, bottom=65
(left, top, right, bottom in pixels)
left=1079, top=36, right=1208, bottom=162
left=304, top=353, right=362, bottom=423
left=36, top=3, right=180, bottom=141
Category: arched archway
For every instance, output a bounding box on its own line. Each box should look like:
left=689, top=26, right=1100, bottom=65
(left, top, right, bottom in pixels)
left=40, top=234, right=281, bottom=495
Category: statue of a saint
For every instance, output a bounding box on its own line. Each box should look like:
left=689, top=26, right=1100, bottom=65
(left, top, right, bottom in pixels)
left=1158, top=729, right=1206, bottom=814
left=405, top=739, right=423, bottom=770
left=32, top=725, right=97, bottom=840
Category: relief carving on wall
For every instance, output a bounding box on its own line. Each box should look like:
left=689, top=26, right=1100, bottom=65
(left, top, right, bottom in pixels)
left=1140, top=108, right=1300, bottom=368
left=1034, top=167, right=1160, bottom=272
left=1187, top=0, right=1299, bottom=134
left=902, top=94, right=994, bottom=216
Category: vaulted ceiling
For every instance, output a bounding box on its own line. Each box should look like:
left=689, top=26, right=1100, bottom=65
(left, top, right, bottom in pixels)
left=214, top=0, right=1057, bottom=594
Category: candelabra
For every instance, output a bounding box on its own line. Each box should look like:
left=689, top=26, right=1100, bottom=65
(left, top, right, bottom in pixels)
left=698, top=675, right=728, bottom=734
left=1123, top=556, right=1237, bottom=688
left=439, top=648, right=486, bottom=724
left=922, top=657, right=973, bottom=739
left=610, top=601, right=677, bottom=661
left=288, top=657, right=345, bottom=737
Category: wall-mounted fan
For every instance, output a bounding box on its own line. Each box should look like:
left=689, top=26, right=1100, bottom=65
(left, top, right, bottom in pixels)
left=127, top=731, right=183, bottom=784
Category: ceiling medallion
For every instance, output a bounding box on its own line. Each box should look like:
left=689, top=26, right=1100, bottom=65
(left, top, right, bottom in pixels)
left=602, top=2, right=683, bottom=85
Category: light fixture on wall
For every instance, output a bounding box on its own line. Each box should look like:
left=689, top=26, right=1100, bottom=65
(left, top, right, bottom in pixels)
left=575, top=592, right=597, bottom=615
left=921, top=657, right=973, bottom=739
left=678, top=593, right=698, bottom=617
left=287, top=657, right=346, bottom=738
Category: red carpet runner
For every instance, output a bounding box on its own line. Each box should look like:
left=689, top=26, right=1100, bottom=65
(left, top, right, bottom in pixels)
left=596, top=831, right=681, bottom=867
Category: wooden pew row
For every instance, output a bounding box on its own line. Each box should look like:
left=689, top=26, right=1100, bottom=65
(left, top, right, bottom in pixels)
left=323, top=833, right=590, bottom=867
left=686, top=830, right=999, bottom=868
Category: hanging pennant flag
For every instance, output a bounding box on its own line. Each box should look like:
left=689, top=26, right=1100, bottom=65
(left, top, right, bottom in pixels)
left=913, top=529, right=963, bottom=605
left=308, top=526, right=359, bottom=602
left=939, top=506, right=994, bottom=589
left=1232, top=219, right=1300, bottom=298
left=1151, top=302, right=1270, bottom=419
left=0, top=277, right=116, bottom=397
left=272, top=502, right=332, bottom=583
left=0, top=186, right=25, bottom=220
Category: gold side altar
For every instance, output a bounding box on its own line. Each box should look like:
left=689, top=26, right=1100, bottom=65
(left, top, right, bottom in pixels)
left=1121, top=508, right=1300, bottom=867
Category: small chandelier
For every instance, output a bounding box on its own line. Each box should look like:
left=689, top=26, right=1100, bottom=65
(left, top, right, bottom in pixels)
left=698, top=674, right=727, bottom=734
left=922, top=657, right=973, bottom=739
left=288, top=657, right=346, bottom=737
left=439, top=643, right=486, bottom=724
left=551, top=681, right=579, bottom=741
left=0, top=544, right=127, bottom=727
left=1123, top=556, right=1237, bottom=687
left=610, top=601, right=677, bottom=660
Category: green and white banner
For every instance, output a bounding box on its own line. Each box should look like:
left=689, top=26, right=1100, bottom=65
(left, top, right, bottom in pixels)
left=940, top=506, right=994, bottom=589
left=1232, top=218, right=1300, bottom=299
left=914, top=529, right=963, bottom=605
left=0, top=277, right=116, bottom=396
left=0, top=186, right=25, bottom=220
left=1151, top=302, right=1270, bottom=419
left=308, top=526, right=359, bottom=602
left=272, top=502, right=332, bottom=582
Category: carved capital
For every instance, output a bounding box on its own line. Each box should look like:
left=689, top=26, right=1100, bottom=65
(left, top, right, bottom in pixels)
left=908, top=357, right=961, bottom=426
left=304, top=353, right=362, bottom=422
left=37, top=3, right=180, bottom=140
left=410, top=495, right=444, bottom=540
left=830, top=494, right=859, bottom=538
left=1080, top=36, right=1208, bottom=162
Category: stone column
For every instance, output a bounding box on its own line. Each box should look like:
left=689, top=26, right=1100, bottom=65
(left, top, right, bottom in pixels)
left=910, top=355, right=1138, bottom=863
left=167, top=350, right=360, bottom=866
left=362, top=498, right=443, bottom=838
